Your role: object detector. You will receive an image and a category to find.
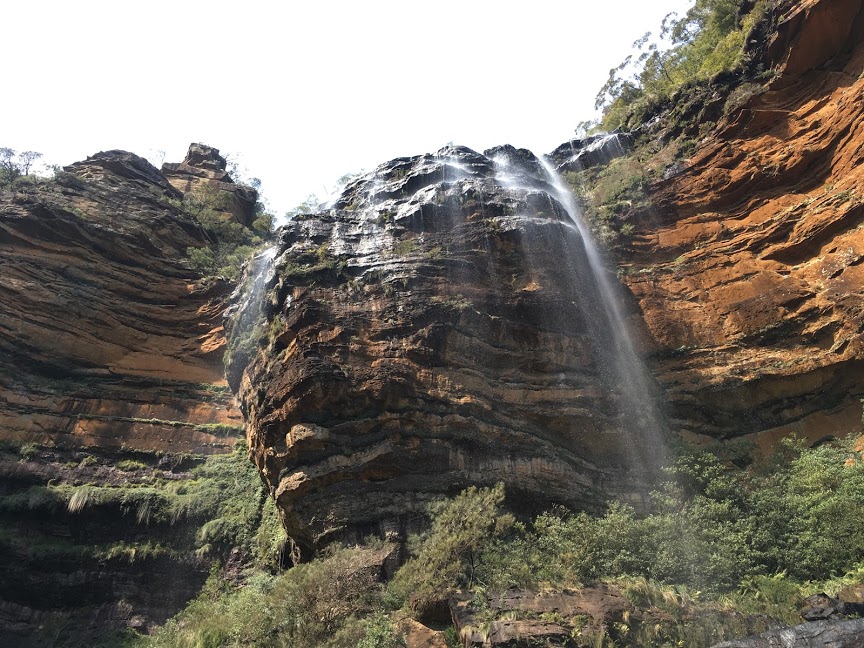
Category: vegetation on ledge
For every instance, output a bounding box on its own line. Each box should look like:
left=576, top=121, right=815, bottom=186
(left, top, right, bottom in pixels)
left=180, top=185, right=275, bottom=282
left=596, top=0, right=773, bottom=132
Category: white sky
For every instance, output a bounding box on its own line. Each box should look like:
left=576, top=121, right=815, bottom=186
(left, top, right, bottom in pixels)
left=5, top=0, right=692, bottom=215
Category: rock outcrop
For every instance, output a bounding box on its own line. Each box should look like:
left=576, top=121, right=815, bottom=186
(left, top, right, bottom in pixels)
left=162, top=143, right=258, bottom=227
left=622, top=0, right=864, bottom=449
left=710, top=619, right=864, bottom=648
left=228, top=144, right=665, bottom=556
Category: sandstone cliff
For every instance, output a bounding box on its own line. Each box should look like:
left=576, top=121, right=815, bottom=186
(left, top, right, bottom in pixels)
left=0, top=146, right=247, bottom=642
left=162, top=143, right=259, bottom=228
left=226, top=0, right=864, bottom=560
left=227, top=145, right=668, bottom=557
left=0, top=149, right=241, bottom=454
left=624, top=0, right=864, bottom=450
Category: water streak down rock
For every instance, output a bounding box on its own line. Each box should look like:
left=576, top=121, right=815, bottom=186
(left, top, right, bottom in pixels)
left=227, top=145, right=665, bottom=556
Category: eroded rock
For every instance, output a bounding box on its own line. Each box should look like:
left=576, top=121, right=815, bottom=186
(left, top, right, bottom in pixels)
left=162, top=142, right=258, bottom=226
left=228, top=144, right=663, bottom=555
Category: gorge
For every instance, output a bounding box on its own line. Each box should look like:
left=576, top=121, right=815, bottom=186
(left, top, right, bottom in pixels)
left=1, top=0, right=864, bottom=645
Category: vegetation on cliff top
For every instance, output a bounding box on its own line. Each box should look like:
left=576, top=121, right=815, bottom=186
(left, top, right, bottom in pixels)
left=596, top=0, right=771, bottom=131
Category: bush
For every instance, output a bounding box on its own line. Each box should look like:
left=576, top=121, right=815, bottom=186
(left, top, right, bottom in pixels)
left=390, top=483, right=514, bottom=610
left=180, top=185, right=274, bottom=281
left=149, top=547, right=387, bottom=648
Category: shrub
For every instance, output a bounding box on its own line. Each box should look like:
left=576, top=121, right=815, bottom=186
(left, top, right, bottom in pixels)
left=18, top=442, right=39, bottom=461
left=390, top=483, right=514, bottom=610
left=180, top=185, right=275, bottom=281
left=149, top=547, right=385, bottom=648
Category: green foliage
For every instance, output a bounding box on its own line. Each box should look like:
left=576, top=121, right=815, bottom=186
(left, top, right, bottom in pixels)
left=0, top=443, right=279, bottom=563
left=0, top=147, right=43, bottom=186
left=285, top=193, right=322, bottom=220
left=116, top=459, right=148, bottom=471
left=356, top=613, right=404, bottom=648
left=142, top=438, right=864, bottom=647
left=390, top=483, right=515, bottom=609
left=180, top=185, right=275, bottom=281
left=18, top=442, right=39, bottom=461
left=597, top=0, right=770, bottom=130
left=147, top=547, right=388, bottom=648
left=564, top=136, right=695, bottom=241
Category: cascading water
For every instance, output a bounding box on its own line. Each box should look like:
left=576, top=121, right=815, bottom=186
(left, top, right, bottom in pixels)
left=537, top=157, right=667, bottom=476
left=231, top=245, right=278, bottom=339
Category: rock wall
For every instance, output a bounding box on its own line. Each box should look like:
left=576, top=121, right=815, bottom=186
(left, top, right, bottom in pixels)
left=0, top=149, right=241, bottom=454
left=0, top=147, right=246, bottom=641
left=624, top=0, right=864, bottom=450
left=228, top=0, right=864, bottom=556
left=228, top=146, right=663, bottom=556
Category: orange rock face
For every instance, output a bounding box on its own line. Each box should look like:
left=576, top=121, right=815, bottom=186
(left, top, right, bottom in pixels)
left=162, top=143, right=259, bottom=228
left=624, top=0, right=864, bottom=447
left=0, top=150, right=241, bottom=454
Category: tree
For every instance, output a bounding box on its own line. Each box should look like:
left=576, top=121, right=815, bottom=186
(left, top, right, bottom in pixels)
left=390, top=483, right=514, bottom=611
left=0, top=148, right=45, bottom=185
left=594, top=0, right=769, bottom=130
left=17, top=151, right=42, bottom=176
left=0, top=148, right=18, bottom=184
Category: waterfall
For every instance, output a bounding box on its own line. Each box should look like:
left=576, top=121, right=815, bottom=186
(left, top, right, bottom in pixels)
left=231, top=245, right=278, bottom=339
left=538, top=158, right=667, bottom=477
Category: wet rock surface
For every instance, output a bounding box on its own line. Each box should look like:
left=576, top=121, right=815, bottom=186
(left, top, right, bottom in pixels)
left=549, top=133, right=634, bottom=173
left=710, top=618, right=864, bottom=648
left=228, top=144, right=662, bottom=554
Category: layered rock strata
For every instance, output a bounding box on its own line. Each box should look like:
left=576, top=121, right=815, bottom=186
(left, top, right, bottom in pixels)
left=162, top=143, right=258, bottom=227
left=0, top=148, right=245, bottom=640
left=0, top=149, right=241, bottom=453
left=228, top=145, right=664, bottom=555
left=623, top=0, right=864, bottom=448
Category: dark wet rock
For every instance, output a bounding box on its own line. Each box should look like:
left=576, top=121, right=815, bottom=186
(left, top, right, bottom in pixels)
left=484, top=144, right=547, bottom=180
left=710, top=618, right=864, bottom=648
left=800, top=593, right=864, bottom=621
left=548, top=132, right=634, bottom=173
left=227, top=143, right=658, bottom=556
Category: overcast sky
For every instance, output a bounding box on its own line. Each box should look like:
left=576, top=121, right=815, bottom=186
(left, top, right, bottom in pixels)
left=6, top=0, right=692, bottom=215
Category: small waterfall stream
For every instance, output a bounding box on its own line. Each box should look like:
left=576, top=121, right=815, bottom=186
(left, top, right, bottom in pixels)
left=231, top=245, right=278, bottom=340
left=537, top=157, right=667, bottom=475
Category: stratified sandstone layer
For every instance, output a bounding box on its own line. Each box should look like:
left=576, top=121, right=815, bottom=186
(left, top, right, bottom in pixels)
left=0, top=149, right=241, bottom=454
left=624, top=0, right=864, bottom=449
left=228, top=146, right=662, bottom=555
left=0, top=148, right=246, bottom=641
left=162, top=143, right=258, bottom=227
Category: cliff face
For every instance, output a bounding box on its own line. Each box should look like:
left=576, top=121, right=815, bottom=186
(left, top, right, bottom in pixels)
left=228, top=0, right=864, bottom=557
left=0, top=147, right=246, bottom=641
left=228, top=146, right=664, bottom=556
left=0, top=149, right=241, bottom=453
left=162, top=143, right=259, bottom=227
left=625, top=0, right=864, bottom=450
